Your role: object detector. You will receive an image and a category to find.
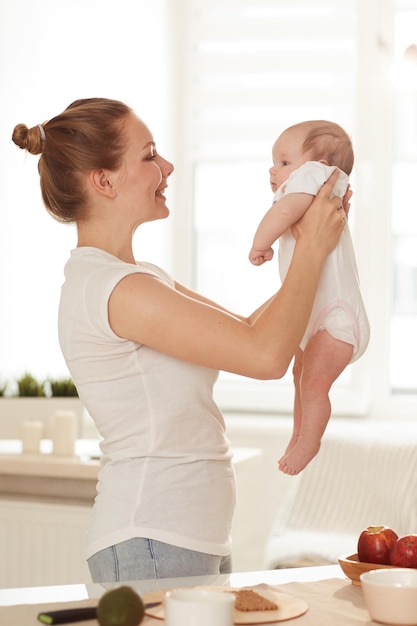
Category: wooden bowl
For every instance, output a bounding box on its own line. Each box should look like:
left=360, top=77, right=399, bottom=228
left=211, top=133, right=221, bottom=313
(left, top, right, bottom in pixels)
left=338, top=553, right=395, bottom=586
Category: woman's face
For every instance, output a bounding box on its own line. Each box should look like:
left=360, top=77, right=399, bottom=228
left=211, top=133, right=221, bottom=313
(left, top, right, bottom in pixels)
left=112, top=112, right=174, bottom=224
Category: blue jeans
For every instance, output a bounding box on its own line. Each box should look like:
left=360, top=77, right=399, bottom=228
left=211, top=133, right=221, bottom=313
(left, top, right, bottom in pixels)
left=87, top=537, right=232, bottom=582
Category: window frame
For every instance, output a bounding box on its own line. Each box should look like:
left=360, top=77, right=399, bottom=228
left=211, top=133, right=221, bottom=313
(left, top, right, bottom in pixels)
left=168, top=0, right=417, bottom=420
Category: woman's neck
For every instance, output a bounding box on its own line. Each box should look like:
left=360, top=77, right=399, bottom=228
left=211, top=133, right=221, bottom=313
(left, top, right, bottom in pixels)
left=76, top=221, right=136, bottom=264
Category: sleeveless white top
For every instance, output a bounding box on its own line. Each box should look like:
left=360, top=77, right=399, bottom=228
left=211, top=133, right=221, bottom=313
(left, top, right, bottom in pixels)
left=58, top=247, right=235, bottom=559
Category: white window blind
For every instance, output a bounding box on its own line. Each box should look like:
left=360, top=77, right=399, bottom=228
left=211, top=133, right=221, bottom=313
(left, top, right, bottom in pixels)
left=184, top=0, right=357, bottom=160
left=390, top=1, right=417, bottom=393
left=179, top=0, right=366, bottom=413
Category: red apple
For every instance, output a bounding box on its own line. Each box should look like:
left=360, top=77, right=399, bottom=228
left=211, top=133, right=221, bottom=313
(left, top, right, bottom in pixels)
left=357, top=525, right=399, bottom=564
left=390, top=535, right=417, bottom=568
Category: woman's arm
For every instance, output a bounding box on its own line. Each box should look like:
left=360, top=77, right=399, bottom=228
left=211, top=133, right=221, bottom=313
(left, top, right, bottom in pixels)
left=109, top=170, right=345, bottom=380
left=175, top=282, right=276, bottom=323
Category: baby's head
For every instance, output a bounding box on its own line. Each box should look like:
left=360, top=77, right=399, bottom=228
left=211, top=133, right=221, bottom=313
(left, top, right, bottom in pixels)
left=271, top=120, right=354, bottom=190
left=296, top=120, right=354, bottom=175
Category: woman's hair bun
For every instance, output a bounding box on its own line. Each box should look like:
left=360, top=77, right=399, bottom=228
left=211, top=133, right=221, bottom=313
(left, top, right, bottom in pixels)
left=11, top=98, right=131, bottom=223
left=12, top=123, right=44, bottom=155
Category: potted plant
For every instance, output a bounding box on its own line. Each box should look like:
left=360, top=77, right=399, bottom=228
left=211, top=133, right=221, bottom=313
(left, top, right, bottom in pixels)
left=0, top=373, right=83, bottom=439
left=48, top=377, right=78, bottom=398
left=16, top=372, right=46, bottom=397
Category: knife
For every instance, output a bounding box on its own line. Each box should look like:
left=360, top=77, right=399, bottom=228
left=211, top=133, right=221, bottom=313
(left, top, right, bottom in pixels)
left=37, top=601, right=162, bottom=624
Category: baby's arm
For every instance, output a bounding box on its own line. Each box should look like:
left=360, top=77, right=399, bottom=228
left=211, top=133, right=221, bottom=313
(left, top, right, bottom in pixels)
left=249, top=192, right=314, bottom=265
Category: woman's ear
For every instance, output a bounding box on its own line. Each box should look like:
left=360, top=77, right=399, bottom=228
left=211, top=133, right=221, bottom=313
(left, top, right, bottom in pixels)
left=88, top=169, right=117, bottom=198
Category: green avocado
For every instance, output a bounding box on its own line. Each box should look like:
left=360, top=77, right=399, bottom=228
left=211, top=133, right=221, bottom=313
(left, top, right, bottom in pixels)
left=97, top=586, right=145, bottom=626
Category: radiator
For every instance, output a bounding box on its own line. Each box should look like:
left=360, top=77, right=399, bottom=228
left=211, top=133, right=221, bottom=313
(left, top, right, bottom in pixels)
left=0, top=499, right=92, bottom=588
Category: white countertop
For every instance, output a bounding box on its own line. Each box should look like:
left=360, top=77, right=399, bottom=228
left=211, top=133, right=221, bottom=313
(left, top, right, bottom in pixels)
left=0, top=564, right=344, bottom=605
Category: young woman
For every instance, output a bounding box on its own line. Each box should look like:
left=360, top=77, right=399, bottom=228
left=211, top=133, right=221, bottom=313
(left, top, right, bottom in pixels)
left=12, top=98, right=348, bottom=582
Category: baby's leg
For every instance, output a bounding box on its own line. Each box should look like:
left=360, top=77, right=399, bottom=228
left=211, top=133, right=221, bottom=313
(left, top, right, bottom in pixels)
left=279, top=347, right=304, bottom=461
left=279, top=330, right=353, bottom=476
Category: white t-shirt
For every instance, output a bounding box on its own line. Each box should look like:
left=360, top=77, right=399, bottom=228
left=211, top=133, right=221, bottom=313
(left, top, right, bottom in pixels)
left=276, top=161, right=370, bottom=361
left=58, top=247, right=235, bottom=559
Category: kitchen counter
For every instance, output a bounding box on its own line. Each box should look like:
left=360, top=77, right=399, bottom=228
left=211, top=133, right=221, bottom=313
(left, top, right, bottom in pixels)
left=1, top=566, right=374, bottom=626
left=0, top=564, right=344, bottom=602
left=0, top=439, right=102, bottom=502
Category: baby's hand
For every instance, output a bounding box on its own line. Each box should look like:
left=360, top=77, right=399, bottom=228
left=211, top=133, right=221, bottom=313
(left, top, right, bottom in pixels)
left=249, top=247, right=274, bottom=265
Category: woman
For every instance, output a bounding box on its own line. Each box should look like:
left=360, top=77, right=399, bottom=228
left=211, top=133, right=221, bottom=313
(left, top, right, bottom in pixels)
left=12, top=98, right=348, bottom=582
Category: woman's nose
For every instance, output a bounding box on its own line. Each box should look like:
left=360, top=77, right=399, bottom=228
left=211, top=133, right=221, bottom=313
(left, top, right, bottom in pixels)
left=164, top=158, right=174, bottom=176
left=159, top=156, right=174, bottom=176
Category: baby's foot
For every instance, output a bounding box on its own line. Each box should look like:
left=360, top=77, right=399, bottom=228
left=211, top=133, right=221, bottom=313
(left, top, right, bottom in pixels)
left=278, top=440, right=321, bottom=475
left=278, top=433, right=299, bottom=465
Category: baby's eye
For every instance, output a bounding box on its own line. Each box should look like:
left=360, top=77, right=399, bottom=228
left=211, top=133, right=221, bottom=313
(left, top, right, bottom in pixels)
left=282, top=161, right=290, bottom=166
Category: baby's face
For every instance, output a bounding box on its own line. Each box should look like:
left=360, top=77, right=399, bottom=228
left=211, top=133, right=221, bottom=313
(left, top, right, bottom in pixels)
left=269, top=128, right=310, bottom=193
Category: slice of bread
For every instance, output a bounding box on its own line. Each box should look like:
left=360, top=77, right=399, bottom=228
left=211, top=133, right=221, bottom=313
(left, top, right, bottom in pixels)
left=232, top=589, right=278, bottom=612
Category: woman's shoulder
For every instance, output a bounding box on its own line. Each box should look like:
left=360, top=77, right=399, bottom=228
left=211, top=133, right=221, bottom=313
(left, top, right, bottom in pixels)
left=62, top=249, right=175, bottom=305
left=135, top=261, right=175, bottom=287
left=65, top=248, right=174, bottom=285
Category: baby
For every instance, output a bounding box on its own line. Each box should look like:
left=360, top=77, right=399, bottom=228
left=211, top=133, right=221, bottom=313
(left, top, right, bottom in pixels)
left=249, top=120, right=370, bottom=475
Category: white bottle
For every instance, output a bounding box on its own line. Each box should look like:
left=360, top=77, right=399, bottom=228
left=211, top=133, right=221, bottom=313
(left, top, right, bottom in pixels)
left=52, top=410, right=76, bottom=457
left=21, top=419, right=43, bottom=454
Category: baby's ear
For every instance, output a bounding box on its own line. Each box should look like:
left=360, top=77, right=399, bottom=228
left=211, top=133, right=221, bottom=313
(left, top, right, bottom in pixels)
left=319, top=159, right=329, bottom=165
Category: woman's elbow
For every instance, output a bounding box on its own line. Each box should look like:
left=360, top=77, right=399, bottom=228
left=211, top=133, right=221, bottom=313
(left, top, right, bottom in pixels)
left=249, top=352, right=292, bottom=380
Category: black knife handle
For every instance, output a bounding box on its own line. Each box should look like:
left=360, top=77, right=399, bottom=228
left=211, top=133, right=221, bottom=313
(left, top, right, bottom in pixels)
left=37, top=607, right=96, bottom=624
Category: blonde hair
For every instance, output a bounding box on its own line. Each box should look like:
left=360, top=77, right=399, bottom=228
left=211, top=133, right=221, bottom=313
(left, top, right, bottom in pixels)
left=12, top=98, right=132, bottom=223
left=287, top=120, right=354, bottom=175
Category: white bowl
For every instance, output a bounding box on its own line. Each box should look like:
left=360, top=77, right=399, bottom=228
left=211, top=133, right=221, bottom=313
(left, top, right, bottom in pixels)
left=360, top=568, right=417, bottom=625
left=165, top=589, right=234, bottom=626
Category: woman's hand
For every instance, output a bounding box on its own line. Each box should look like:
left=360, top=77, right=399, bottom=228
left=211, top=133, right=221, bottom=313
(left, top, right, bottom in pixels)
left=291, top=169, right=346, bottom=256
left=343, top=183, right=352, bottom=216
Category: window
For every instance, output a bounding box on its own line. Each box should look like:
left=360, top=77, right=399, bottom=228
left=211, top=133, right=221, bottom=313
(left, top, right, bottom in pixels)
left=1, top=0, right=416, bottom=420
left=390, top=3, right=417, bottom=392
left=171, top=0, right=417, bottom=417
